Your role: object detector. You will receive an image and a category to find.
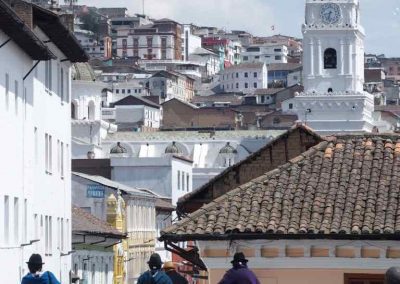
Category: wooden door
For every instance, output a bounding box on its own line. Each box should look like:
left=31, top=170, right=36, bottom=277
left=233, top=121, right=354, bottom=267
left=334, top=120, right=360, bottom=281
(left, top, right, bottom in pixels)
left=344, top=274, right=384, bottom=284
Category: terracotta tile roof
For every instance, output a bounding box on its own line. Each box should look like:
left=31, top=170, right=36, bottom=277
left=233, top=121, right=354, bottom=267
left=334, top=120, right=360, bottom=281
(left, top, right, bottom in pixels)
left=253, top=88, right=285, bottom=96
left=164, top=134, right=400, bottom=241
left=176, top=123, right=323, bottom=214
left=267, top=63, right=302, bottom=72
left=72, top=206, right=126, bottom=238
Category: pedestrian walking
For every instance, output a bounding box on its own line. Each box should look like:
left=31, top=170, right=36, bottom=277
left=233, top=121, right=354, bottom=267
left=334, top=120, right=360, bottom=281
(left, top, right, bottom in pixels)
left=21, top=254, right=60, bottom=284
left=163, top=261, right=188, bottom=284
left=137, top=253, right=172, bottom=284
left=218, top=252, right=260, bottom=284
left=385, top=267, right=400, bottom=284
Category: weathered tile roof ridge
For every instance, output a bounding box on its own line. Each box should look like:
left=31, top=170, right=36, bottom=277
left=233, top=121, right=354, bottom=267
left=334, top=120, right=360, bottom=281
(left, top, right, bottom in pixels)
left=0, top=0, right=55, bottom=60
left=163, top=133, right=400, bottom=241
left=32, top=3, right=89, bottom=62
left=176, top=123, right=324, bottom=209
left=72, top=206, right=126, bottom=238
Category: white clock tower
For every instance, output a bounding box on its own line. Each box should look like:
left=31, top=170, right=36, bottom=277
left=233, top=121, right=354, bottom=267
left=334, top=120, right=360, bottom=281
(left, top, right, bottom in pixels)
left=283, top=0, right=379, bottom=133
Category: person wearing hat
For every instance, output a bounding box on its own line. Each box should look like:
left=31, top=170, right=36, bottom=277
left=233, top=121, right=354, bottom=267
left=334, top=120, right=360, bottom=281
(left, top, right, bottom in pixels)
left=137, top=253, right=172, bottom=284
left=163, top=261, right=188, bottom=284
left=218, top=252, right=260, bottom=284
left=21, top=254, right=60, bottom=284
left=385, top=267, right=400, bottom=284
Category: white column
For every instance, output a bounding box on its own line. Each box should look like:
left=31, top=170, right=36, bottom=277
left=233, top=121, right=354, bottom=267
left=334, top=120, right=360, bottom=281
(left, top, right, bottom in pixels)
left=347, top=40, right=353, bottom=75
left=309, top=38, right=314, bottom=76
left=317, top=40, right=323, bottom=75
left=340, top=39, right=345, bottom=75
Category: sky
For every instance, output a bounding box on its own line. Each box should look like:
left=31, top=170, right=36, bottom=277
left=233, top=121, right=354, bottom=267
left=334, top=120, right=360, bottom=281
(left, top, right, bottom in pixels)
left=78, top=0, right=400, bottom=57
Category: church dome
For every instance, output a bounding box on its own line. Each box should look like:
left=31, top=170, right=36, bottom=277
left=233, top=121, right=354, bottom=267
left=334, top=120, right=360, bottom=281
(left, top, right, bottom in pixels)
left=110, top=142, right=127, bottom=154
left=219, top=142, right=238, bottom=154
left=165, top=141, right=182, bottom=154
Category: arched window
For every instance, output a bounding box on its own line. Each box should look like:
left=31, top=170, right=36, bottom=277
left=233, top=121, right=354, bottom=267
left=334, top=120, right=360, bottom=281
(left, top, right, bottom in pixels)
left=88, top=100, right=95, bottom=120
left=71, top=103, right=76, bottom=119
left=324, top=48, right=337, bottom=69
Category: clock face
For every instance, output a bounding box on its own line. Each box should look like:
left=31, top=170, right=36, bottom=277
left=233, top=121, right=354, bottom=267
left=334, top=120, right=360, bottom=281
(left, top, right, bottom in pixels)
left=320, top=3, right=341, bottom=24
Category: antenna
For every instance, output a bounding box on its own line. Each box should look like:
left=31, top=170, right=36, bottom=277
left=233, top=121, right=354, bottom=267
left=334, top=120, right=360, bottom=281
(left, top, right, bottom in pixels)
left=142, top=0, right=145, bottom=15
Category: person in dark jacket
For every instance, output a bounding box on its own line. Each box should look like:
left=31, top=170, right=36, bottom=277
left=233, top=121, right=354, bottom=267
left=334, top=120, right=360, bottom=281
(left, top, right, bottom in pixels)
left=218, top=252, right=260, bottom=284
left=138, top=253, right=172, bottom=284
left=385, top=267, right=400, bottom=284
left=163, top=261, right=188, bottom=284
left=21, top=254, right=60, bottom=284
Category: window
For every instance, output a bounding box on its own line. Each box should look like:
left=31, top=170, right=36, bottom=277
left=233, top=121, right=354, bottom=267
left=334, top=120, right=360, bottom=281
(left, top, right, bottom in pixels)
left=34, top=127, right=38, bottom=164
left=57, top=140, right=60, bottom=174
left=245, top=83, right=248, bottom=88
left=186, top=174, right=189, bottom=192
left=274, top=48, right=282, bottom=52
left=122, top=89, right=125, bottom=94
left=61, top=68, right=64, bottom=101
left=128, top=89, right=131, bottom=94
left=324, top=48, right=337, bottom=69
left=14, top=80, right=18, bottom=115
left=255, top=56, right=260, bottom=59
left=261, top=96, right=265, bottom=103
left=5, top=73, right=9, bottom=110
left=116, top=89, right=119, bottom=94
left=4, top=196, right=9, bottom=244
left=236, top=72, right=239, bottom=78
left=244, top=72, right=248, bottom=78
left=14, top=197, right=19, bottom=244
left=289, top=103, right=293, bottom=110
left=254, top=72, right=258, bottom=78
left=45, top=134, right=52, bottom=174
left=24, top=199, right=27, bottom=243
left=45, top=60, right=52, bottom=91
left=243, top=56, right=248, bottom=61
left=177, top=171, right=180, bottom=190
left=254, top=82, right=258, bottom=88
left=236, top=83, right=239, bottom=88
left=45, top=216, right=49, bottom=254
left=48, top=216, right=52, bottom=254
left=61, top=218, right=64, bottom=251
left=275, top=55, right=282, bottom=60
left=147, top=37, right=153, bottom=47
left=182, top=172, right=185, bottom=191
left=61, top=142, right=64, bottom=178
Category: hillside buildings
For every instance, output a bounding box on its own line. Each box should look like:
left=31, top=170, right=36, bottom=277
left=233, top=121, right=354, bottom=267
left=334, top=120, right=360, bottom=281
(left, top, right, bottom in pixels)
left=220, top=63, right=268, bottom=94
left=0, top=0, right=88, bottom=282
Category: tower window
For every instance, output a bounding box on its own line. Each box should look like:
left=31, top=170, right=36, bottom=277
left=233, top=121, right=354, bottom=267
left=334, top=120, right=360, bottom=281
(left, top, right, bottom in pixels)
left=324, top=48, right=337, bottom=69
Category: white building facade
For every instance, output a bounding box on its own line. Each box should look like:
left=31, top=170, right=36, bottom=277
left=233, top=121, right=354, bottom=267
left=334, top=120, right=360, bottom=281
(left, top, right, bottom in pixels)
left=182, top=24, right=202, bottom=61
left=220, top=63, right=268, bottom=94
left=282, top=0, right=381, bottom=133
left=241, top=44, right=288, bottom=64
left=0, top=1, right=87, bottom=283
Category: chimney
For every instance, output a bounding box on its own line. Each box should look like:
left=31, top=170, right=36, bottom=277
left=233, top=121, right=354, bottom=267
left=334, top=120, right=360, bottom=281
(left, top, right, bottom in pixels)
left=4, top=0, right=33, bottom=29
left=60, top=13, right=74, bottom=32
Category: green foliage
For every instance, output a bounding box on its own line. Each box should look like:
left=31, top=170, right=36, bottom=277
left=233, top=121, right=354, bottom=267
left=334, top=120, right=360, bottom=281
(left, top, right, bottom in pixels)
left=80, top=9, right=100, bottom=34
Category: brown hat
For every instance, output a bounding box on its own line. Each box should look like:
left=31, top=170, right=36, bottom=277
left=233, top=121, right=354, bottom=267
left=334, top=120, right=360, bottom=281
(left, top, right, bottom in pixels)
left=163, top=261, right=175, bottom=270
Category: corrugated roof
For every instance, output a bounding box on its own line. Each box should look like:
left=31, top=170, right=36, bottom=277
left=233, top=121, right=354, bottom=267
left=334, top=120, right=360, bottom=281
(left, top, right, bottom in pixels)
left=72, top=172, right=158, bottom=198
left=163, top=134, right=400, bottom=241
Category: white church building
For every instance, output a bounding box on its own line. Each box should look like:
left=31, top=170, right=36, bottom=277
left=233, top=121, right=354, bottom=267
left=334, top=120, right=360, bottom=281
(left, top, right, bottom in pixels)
left=0, top=1, right=87, bottom=283
left=282, top=0, right=390, bottom=133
